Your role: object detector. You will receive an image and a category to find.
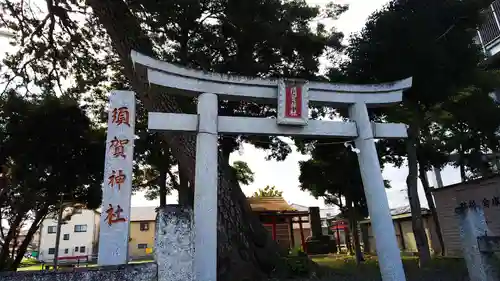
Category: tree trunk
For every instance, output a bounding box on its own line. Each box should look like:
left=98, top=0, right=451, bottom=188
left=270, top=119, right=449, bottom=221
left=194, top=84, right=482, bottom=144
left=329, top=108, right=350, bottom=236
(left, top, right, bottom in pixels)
left=418, top=163, right=445, bottom=256
left=406, top=124, right=431, bottom=267
left=348, top=201, right=364, bottom=264
left=10, top=208, right=47, bottom=270
left=53, top=197, right=65, bottom=269
left=0, top=210, right=25, bottom=270
left=459, top=144, right=466, bottom=182
left=159, top=170, right=167, bottom=207
left=85, top=1, right=287, bottom=279
left=177, top=168, right=193, bottom=208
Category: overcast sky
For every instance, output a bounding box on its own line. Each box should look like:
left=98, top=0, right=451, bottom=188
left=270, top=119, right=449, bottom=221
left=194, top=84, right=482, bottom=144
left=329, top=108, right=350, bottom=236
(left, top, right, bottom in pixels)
left=0, top=0, right=463, bottom=212
left=130, top=0, right=462, bottom=210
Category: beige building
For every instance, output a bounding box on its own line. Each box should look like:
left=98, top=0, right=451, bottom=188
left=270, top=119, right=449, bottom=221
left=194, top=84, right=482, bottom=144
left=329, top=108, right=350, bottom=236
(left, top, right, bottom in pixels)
left=432, top=175, right=500, bottom=257
left=37, top=207, right=100, bottom=263
left=360, top=206, right=442, bottom=254
left=128, top=206, right=156, bottom=260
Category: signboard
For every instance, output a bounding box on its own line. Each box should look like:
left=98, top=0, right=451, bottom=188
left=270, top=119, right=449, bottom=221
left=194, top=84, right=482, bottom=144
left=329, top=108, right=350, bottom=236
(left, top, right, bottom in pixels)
left=98, top=90, right=135, bottom=266
left=456, top=196, right=500, bottom=212
left=277, top=80, right=309, bottom=126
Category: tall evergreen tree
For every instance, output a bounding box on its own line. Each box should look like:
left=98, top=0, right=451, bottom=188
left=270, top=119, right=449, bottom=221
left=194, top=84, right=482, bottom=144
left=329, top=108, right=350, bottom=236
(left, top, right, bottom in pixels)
left=0, top=0, right=347, bottom=278
left=341, top=0, right=497, bottom=263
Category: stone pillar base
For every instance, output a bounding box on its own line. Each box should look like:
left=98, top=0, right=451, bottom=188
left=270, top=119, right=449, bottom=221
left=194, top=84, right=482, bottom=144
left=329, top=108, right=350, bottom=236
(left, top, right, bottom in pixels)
left=155, top=205, right=194, bottom=281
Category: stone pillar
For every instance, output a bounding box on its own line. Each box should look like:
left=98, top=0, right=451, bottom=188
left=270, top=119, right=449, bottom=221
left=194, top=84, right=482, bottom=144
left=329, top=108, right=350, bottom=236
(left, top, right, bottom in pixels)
left=457, top=207, right=499, bottom=281
left=305, top=207, right=333, bottom=254
left=349, top=102, right=406, bottom=281
left=155, top=205, right=194, bottom=281
left=309, top=207, right=323, bottom=238
left=194, top=93, right=218, bottom=281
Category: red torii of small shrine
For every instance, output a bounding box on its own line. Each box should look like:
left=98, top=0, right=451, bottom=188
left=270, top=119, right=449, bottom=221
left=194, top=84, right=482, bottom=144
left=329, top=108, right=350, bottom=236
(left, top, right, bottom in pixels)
left=256, top=210, right=310, bottom=252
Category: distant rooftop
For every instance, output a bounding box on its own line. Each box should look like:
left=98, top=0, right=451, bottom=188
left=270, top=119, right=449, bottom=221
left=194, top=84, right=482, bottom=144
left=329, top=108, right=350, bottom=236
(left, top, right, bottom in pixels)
left=248, top=197, right=296, bottom=212
left=130, top=206, right=157, bottom=221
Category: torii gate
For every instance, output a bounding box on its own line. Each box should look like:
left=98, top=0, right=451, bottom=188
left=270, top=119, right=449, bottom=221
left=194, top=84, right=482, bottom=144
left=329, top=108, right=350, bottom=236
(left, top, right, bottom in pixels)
left=131, top=51, right=410, bottom=281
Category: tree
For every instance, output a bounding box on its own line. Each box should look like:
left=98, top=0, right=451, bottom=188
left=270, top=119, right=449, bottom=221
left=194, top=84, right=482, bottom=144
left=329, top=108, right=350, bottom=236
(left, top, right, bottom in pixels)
left=252, top=186, right=283, bottom=197
left=342, top=0, right=495, bottom=264
left=0, top=91, right=103, bottom=271
left=0, top=0, right=348, bottom=278
left=232, top=161, right=255, bottom=186
left=297, top=139, right=391, bottom=264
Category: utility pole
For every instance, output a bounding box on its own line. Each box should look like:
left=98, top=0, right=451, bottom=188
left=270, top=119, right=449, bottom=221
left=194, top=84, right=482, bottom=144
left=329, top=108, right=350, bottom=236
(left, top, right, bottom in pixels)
left=53, top=194, right=64, bottom=270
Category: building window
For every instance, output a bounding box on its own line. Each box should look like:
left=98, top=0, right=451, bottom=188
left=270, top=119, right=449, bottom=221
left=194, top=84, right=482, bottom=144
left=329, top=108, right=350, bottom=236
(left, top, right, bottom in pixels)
left=47, top=226, right=56, bottom=234
left=64, top=248, right=69, bottom=254
left=140, top=222, right=149, bottom=231
left=63, top=234, right=70, bottom=240
left=137, top=243, right=148, bottom=249
left=74, top=246, right=79, bottom=252
left=326, top=213, right=332, bottom=217
left=79, top=246, right=86, bottom=253
left=74, top=224, right=87, bottom=233
left=48, top=248, right=55, bottom=255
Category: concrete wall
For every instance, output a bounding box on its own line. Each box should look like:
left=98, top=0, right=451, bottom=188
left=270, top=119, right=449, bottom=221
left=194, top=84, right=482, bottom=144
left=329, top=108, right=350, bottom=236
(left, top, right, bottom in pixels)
left=0, top=263, right=156, bottom=281
left=129, top=220, right=155, bottom=259
left=433, top=176, right=500, bottom=257
left=38, top=209, right=99, bottom=262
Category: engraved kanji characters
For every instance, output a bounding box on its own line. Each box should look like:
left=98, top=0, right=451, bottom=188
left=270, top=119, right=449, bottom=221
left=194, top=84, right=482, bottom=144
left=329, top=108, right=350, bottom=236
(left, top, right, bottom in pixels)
left=108, top=170, right=126, bottom=190
left=110, top=137, right=129, bottom=158
left=458, top=196, right=500, bottom=209
left=468, top=200, right=477, bottom=208
left=290, top=87, right=298, bottom=116
left=112, top=107, right=131, bottom=127
left=493, top=196, right=500, bottom=207
left=105, top=204, right=127, bottom=226
left=483, top=198, right=490, bottom=208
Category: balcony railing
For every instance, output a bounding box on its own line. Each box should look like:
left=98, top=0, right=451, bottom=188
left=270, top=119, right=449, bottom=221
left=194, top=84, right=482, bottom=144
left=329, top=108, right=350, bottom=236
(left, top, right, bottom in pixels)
left=478, top=0, right=500, bottom=51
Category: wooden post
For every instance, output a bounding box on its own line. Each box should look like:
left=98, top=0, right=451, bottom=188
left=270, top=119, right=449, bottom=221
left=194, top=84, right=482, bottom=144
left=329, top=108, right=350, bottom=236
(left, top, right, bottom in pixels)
left=336, top=224, right=341, bottom=253
left=288, top=218, right=295, bottom=248
left=397, top=220, right=406, bottom=251
left=298, top=217, right=306, bottom=253
left=272, top=216, right=277, bottom=241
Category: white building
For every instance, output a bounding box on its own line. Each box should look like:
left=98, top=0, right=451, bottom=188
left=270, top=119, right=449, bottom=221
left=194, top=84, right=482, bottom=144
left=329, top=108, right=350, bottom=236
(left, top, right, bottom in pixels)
left=37, top=207, right=100, bottom=263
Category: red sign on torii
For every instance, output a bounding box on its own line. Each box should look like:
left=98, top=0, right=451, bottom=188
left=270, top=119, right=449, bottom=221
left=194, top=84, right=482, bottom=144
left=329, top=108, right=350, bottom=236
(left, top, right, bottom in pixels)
left=277, top=80, right=309, bottom=126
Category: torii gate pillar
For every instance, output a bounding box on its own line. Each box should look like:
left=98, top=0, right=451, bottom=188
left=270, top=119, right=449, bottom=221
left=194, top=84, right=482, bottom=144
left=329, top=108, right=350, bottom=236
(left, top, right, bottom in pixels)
left=194, top=93, right=218, bottom=280
left=350, top=102, right=406, bottom=281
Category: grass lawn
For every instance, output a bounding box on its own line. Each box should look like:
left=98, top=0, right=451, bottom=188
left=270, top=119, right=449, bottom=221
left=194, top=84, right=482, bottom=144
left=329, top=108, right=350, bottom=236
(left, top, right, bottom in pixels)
left=310, top=255, right=470, bottom=281
left=16, top=259, right=154, bottom=272
left=16, top=255, right=470, bottom=280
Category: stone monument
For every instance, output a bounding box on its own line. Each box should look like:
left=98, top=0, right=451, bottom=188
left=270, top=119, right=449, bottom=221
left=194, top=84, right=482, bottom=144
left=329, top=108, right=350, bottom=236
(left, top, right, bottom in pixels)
left=456, top=206, right=500, bottom=281
left=305, top=207, right=334, bottom=254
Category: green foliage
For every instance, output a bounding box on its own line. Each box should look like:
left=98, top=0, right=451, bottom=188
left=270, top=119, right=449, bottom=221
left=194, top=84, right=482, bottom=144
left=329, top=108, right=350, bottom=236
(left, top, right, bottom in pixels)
left=340, top=0, right=500, bottom=263
left=0, top=0, right=349, bottom=162
left=298, top=140, right=390, bottom=218
left=231, top=161, right=255, bottom=186
left=284, top=246, right=312, bottom=277
left=0, top=91, right=104, bottom=270
left=252, top=185, right=283, bottom=197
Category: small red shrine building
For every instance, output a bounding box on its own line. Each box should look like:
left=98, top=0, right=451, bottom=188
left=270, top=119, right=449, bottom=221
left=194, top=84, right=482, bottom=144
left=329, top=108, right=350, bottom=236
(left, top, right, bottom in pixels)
left=248, top=197, right=309, bottom=250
